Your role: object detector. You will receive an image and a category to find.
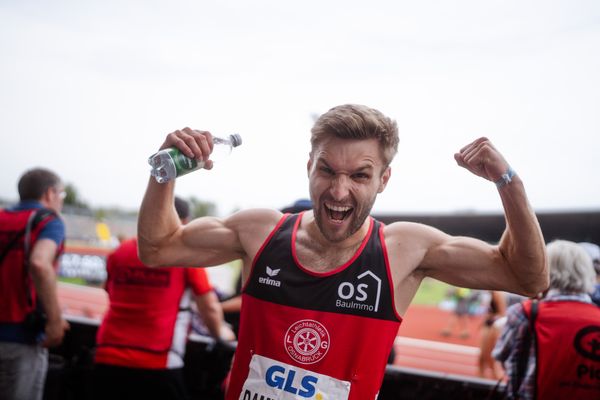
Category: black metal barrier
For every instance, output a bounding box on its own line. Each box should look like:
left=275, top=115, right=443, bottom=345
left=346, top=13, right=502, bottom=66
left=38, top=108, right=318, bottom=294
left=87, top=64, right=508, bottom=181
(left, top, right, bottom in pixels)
left=379, top=365, right=505, bottom=400
left=184, top=334, right=236, bottom=400
left=45, top=317, right=504, bottom=400
left=45, top=316, right=100, bottom=400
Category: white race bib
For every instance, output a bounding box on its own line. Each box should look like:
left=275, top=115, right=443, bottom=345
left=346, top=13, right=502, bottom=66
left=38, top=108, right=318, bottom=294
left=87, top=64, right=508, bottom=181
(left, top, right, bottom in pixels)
left=239, top=354, right=351, bottom=400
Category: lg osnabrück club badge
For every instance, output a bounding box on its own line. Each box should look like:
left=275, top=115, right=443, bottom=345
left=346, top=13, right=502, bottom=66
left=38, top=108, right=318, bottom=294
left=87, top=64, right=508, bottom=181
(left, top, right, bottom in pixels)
left=285, top=319, right=330, bottom=365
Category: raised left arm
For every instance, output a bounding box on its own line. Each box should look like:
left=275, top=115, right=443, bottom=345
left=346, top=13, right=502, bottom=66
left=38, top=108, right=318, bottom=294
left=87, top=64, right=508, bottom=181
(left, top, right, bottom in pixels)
left=492, top=175, right=548, bottom=296
left=407, top=138, right=547, bottom=297
left=454, top=138, right=549, bottom=296
left=452, top=137, right=548, bottom=296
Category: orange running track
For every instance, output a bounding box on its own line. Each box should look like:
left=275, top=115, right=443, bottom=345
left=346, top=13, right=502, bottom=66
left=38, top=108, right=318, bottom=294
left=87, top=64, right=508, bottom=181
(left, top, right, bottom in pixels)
left=57, top=282, right=492, bottom=380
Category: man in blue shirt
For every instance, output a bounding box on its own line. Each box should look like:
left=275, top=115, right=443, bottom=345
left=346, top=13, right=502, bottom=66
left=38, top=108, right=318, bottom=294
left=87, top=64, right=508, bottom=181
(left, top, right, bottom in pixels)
left=0, top=168, right=69, bottom=400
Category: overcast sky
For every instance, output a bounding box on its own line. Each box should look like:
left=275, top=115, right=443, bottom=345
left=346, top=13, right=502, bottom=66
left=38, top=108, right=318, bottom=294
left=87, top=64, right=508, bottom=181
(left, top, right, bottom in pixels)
left=1, top=0, right=599, bottom=216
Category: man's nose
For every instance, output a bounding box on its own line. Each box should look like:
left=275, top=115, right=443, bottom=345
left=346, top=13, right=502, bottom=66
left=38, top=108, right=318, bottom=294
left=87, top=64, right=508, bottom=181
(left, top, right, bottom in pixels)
left=330, top=175, right=350, bottom=200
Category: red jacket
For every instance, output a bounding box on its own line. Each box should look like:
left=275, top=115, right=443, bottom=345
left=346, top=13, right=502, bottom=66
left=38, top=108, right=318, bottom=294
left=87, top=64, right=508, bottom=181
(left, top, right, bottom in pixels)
left=0, top=208, right=61, bottom=324
left=523, top=299, right=600, bottom=400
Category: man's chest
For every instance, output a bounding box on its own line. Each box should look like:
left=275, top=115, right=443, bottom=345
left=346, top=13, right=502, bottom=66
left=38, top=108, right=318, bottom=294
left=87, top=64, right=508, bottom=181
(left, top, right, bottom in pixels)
left=294, top=236, right=362, bottom=273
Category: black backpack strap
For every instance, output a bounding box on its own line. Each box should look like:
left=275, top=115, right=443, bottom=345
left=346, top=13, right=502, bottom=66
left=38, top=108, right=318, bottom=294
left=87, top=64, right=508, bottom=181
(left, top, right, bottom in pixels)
left=512, top=299, right=539, bottom=399
left=23, top=208, right=57, bottom=263
left=530, top=300, right=539, bottom=400
left=21, top=208, right=58, bottom=306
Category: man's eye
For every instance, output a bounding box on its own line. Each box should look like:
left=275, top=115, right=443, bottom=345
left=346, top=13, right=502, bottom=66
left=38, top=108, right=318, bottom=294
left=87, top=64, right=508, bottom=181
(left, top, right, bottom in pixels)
left=320, top=167, right=334, bottom=175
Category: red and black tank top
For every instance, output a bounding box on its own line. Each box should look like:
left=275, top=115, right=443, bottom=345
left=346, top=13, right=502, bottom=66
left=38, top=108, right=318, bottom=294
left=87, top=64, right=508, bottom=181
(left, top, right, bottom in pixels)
left=226, top=213, right=402, bottom=400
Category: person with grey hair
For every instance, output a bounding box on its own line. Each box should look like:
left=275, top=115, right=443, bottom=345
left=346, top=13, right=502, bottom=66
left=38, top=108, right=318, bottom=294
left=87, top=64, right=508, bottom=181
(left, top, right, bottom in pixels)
left=579, top=241, right=600, bottom=306
left=0, top=167, right=69, bottom=400
left=493, top=240, right=600, bottom=400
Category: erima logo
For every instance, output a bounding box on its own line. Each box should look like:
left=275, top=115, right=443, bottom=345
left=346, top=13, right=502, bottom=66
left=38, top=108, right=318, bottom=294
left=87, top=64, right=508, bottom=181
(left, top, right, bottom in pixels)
left=336, top=269, right=382, bottom=312
left=259, top=266, right=281, bottom=287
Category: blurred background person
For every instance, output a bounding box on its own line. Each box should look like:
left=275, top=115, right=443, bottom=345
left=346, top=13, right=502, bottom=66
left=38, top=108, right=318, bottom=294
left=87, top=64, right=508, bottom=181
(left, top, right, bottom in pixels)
left=187, top=265, right=236, bottom=400
left=478, top=290, right=506, bottom=379
left=579, top=242, right=600, bottom=306
left=493, top=240, right=599, bottom=400
left=92, top=196, right=229, bottom=400
left=440, top=287, right=480, bottom=339
left=0, top=167, right=69, bottom=400
left=219, top=274, right=243, bottom=337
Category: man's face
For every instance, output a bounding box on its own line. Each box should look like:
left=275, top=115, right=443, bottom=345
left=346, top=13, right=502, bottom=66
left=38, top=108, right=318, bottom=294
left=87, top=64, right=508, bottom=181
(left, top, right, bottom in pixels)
left=44, top=184, right=65, bottom=213
left=307, top=137, right=390, bottom=243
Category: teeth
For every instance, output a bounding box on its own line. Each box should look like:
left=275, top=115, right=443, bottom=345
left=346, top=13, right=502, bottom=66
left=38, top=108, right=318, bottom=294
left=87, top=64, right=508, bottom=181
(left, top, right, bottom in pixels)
left=326, top=204, right=351, bottom=212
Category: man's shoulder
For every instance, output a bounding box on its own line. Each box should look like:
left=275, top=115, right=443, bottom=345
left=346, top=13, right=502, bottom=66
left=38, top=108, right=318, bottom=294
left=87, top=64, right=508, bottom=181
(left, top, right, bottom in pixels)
left=25, top=210, right=64, bottom=251
left=234, top=207, right=283, bottom=221
left=382, top=220, right=445, bottom=243
left=1, top=203, right=40, bottom=216
left=9, top=206, right=65, bottom=243
left=383, top=219, right=443, bottom=231
left=230, top=208, right=285, bottom=233
left=216, top=208, right=284, bottom=262
left=38, top=212, right=65, bottom=238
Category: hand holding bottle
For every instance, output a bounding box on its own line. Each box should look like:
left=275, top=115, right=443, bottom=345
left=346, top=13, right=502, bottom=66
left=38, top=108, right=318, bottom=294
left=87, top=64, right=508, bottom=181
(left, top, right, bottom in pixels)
left=160, top=128, right=214, bottom=165
left=149, top=127, right=242, bottom=183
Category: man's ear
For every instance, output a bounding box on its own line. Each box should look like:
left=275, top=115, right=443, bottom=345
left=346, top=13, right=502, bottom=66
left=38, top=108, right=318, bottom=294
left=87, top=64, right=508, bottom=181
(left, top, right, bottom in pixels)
left=378, top=166, right=391, bottom=193
left=307, top=156, right=313, bottom=177
left=40, top=187, right=53, bottom=207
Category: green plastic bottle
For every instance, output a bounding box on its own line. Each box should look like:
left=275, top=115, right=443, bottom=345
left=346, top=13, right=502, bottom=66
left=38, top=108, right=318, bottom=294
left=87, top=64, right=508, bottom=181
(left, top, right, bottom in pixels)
left=148, top=134, right=242, bottom=183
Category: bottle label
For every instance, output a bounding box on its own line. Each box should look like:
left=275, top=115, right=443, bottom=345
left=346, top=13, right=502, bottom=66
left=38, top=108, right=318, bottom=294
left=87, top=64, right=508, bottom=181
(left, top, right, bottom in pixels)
left=167, top=148, right=201, bottom=176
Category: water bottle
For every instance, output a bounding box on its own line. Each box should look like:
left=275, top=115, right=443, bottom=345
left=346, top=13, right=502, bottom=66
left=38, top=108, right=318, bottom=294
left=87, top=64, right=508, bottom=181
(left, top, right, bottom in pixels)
left=148, top=133, right=242, bottom=183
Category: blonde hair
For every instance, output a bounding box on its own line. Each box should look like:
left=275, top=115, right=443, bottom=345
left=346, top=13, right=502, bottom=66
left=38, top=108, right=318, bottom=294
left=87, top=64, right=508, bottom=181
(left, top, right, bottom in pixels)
left=310, top=104, right=399, bottom=167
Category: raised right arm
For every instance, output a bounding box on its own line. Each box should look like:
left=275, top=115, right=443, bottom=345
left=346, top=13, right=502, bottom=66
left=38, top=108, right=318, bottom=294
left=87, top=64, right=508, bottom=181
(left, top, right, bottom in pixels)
left=138, top=128, right=281, bottom=269
left=138, top=175, right=245, bottom=267
left=138, top=128, right=239, bottom=267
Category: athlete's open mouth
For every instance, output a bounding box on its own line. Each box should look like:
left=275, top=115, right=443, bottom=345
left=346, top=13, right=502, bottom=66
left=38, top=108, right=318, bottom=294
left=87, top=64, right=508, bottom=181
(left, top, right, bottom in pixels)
left=325, top=203, right=353, bottom=222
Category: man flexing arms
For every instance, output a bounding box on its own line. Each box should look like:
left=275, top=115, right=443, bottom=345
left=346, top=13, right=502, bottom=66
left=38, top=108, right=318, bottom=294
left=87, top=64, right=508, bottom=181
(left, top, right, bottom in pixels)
left=138, top=104, right=547, bottom=400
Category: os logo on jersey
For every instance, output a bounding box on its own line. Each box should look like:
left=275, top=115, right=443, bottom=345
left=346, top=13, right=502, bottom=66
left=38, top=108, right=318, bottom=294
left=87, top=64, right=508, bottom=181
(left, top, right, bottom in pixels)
left=285, top=319, right=330, bottom=364
left=336, top=270, right=382, bottom=313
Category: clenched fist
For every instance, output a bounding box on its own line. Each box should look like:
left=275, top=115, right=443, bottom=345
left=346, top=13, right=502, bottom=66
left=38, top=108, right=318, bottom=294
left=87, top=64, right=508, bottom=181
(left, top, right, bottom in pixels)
left=454, top=137, right=510, bottom=183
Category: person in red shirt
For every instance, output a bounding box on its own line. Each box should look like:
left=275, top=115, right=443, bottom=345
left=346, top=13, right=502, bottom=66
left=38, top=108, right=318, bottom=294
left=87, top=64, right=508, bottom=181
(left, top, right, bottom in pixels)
left=92, top=196, right=228, bottom=400
left=0, top=167, right=68, bottom=400
left=138, top=104, right=548, bottom=399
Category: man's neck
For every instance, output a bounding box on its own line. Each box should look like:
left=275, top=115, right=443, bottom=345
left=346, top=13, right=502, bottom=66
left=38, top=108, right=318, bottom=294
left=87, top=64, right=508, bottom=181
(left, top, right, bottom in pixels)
left=295, top=213, right=371, bottom=272
left=304, top=212, right=370, bottom=251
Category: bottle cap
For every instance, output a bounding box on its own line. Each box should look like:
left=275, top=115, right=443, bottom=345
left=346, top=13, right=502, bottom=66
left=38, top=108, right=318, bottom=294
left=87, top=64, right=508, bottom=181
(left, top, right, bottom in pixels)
left=229, top=134, right=242, bottom=147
